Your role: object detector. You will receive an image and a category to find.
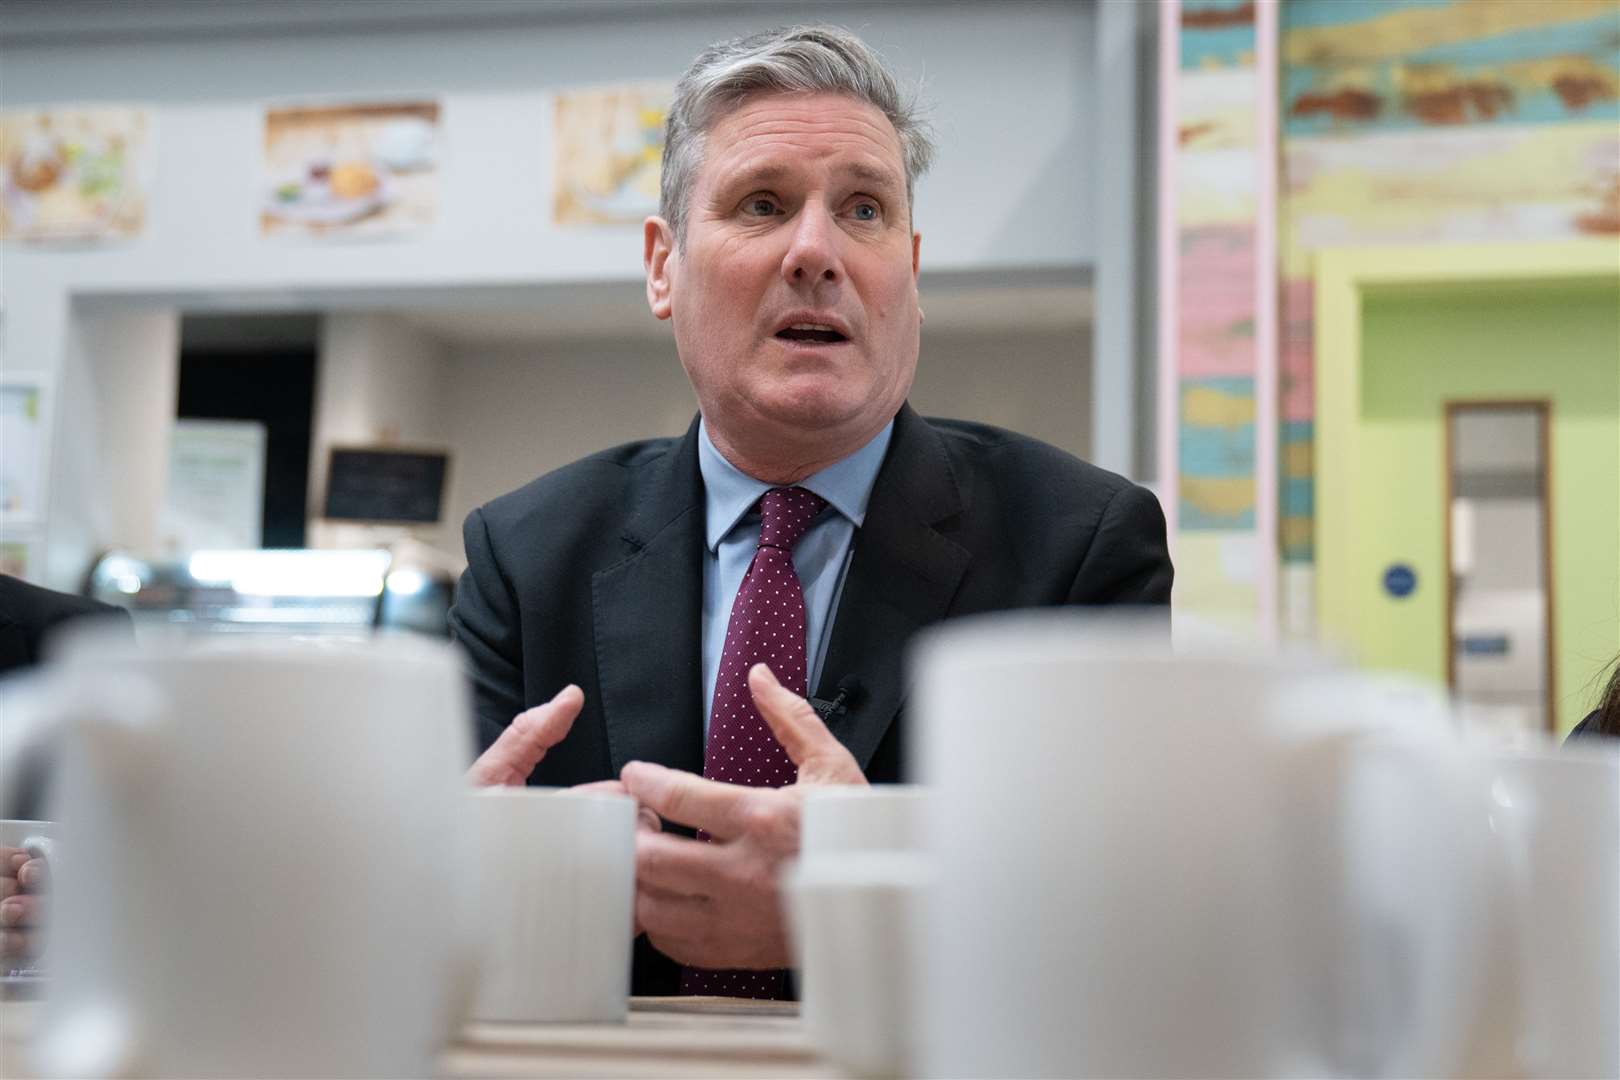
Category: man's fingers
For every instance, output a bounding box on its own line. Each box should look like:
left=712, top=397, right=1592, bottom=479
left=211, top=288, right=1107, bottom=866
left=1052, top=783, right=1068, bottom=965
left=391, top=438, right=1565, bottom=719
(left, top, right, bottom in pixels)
left=468, top=684, right=584, bottom=787
left=2, top=930, right=34, bottom=959
left=634, top=830, right=727, bottom=896
left=571, top=779, right=628, bottom=796
left=748, top=663, right=840, bottom=768
left=631, top=887, right=709, bottom=952
left=0, top=896, right=38, bottom=928
left=620, top=761, right=751, bottom=839
left=16, top=858, right=47, bottom=892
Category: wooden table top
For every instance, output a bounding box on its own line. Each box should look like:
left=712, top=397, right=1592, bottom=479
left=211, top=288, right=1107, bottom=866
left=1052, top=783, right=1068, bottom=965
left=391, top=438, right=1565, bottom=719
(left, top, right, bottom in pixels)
left=2, top=995, right=844, bottom=1079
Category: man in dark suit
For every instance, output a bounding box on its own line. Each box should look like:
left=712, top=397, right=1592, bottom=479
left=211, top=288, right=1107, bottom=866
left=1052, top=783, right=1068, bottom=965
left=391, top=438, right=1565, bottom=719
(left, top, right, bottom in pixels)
left=450, top=25, right=1172, bottom=996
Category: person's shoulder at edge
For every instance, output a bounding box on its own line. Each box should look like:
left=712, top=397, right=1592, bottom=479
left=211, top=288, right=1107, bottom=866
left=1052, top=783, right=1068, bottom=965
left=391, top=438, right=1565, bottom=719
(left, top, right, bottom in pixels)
left=0, top=573, right=129, bottom=629
left=0, top=573, right=133, bottom=674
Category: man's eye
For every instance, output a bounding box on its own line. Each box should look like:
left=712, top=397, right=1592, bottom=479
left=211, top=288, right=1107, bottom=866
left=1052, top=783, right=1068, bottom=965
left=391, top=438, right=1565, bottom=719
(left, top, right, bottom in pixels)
left=850, top=202, right=879, bottom=221
left=744, top=197, right=779, bottom=216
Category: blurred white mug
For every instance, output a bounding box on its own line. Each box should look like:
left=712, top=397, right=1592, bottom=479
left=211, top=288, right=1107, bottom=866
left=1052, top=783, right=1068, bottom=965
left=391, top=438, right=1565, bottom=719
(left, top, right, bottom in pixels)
left=1266, top=670, right=1489, bottom=1077
left=910, top=612, right=1304, bottom=1077
left=790, top=785, right=929, bottom=1077
left=1476, top=740, right=1619, bottom=1079
left=466, top=787, right=636, bottom=1023
left=27, top=629, right=472, bottom=1079
left=787, top=850, right=929, bottom=1078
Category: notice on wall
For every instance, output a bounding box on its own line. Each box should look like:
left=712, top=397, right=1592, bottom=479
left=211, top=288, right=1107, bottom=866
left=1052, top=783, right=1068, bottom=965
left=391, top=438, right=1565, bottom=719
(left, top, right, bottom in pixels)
left=0, top=107, right=151, bottom=242
left=0, top=539, right=34, bottom=579
left=0, top=382, right=46, bottom=523
left=553, top=83, right=672, bottom=226
left=159, top=420, right=266, bottom=553
left=261, top=100, right=441, bottom=238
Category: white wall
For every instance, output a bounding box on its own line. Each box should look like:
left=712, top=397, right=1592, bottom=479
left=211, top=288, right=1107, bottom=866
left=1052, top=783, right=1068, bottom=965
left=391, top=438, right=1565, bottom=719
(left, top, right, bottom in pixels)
left=45, top=309, right=180, bottom=586
left=436, top=325, right=1092, bottom=550
left=1, top=1, right=1101, bottom=587
left=439, top=338, right=697, bottom=550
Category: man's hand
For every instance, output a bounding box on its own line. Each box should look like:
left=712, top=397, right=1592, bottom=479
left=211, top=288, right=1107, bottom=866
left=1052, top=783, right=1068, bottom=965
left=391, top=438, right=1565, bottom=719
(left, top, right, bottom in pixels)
left=1, top=847, right=48, bottom=971
left=620, top=663, right=865, bottom=969
left=467, top=684, right=585, bottom=786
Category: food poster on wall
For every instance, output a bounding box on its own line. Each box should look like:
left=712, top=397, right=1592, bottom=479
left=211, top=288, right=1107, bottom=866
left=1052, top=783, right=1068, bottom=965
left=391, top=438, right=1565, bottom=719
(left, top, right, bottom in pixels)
left=261, top=100, right=440, bottom=238
left=553, top=83, right=672, bottom=226
left=0, top=107, right=151, bottom=242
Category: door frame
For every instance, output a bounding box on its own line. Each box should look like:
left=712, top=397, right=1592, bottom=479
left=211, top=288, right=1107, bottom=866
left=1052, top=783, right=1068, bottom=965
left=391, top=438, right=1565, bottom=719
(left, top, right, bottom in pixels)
left=1313, top=241, right=1617, bottom=716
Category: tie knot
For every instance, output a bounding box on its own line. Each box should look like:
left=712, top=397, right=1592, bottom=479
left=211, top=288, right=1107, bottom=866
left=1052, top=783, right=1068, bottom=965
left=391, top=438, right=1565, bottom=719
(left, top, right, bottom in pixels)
left=757, top=487, right=826, bottom=551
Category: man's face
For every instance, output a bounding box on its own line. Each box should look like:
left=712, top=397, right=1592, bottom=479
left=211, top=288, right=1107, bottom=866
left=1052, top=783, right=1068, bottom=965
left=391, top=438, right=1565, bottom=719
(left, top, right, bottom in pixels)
left=645, top=92, right=921, bottom=466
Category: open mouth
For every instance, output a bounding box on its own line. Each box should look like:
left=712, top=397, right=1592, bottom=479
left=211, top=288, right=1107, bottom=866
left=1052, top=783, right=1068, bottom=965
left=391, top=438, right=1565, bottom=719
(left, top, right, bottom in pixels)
left=775, top=324, right=848, bottom=344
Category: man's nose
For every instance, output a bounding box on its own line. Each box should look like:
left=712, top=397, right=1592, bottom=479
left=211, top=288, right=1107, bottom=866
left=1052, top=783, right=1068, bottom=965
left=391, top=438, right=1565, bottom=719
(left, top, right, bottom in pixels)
left=781, top=204, right=843, bottom=286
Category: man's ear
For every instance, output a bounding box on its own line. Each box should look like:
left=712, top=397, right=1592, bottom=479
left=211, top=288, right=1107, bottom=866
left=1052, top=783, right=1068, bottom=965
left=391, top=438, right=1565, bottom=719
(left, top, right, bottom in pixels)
left=645, top=216, right=676, bottom=321
left=911, top=230, right=921, bottom=278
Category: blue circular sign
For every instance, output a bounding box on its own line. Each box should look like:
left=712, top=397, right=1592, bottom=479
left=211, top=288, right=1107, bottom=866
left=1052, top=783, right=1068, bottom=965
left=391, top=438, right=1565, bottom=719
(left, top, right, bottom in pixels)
left=1383, top=564, right=1417, bottom=598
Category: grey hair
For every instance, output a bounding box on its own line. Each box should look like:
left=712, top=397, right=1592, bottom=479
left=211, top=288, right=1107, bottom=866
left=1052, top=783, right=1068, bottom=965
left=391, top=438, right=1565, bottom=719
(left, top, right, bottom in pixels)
left=660, top=24, right=934, bottom=243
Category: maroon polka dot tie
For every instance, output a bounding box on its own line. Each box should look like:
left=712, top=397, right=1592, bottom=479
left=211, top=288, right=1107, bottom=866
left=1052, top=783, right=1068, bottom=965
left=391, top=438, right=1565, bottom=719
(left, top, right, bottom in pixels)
left=679, top=486, right=826, bottom=999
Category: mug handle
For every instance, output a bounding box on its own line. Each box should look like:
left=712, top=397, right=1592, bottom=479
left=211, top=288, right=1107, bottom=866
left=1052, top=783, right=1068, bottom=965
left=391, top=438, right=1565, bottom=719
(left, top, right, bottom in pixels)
left=26, top=675, right=164, bottom=1080
left=1, top=673, right=163, bottom=817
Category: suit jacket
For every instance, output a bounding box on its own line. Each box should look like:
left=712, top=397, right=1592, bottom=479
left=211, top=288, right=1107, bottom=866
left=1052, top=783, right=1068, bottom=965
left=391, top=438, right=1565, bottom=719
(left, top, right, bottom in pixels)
left=0, top=574, right=134, bottom=819
left=449, top=404, right=1173, bottom=992
left=0, top=574, right=132, bottom=676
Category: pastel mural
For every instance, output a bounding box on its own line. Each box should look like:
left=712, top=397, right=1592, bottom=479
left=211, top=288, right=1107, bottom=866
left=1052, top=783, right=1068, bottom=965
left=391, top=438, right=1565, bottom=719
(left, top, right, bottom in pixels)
left=1167, top=0, right=1272, bottom=628
left=1279, top=0, right=1620, bottom=587
left=1163, top=0, right=1616, bottom=636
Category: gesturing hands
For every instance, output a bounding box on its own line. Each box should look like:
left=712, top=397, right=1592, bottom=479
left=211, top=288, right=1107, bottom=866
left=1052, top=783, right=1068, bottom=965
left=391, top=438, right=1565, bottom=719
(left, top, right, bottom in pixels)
left=620, top=663, right=866, bottom=970
left=467, top=684, right=586, bottom=787
left=1, top=846, right=49, bottom=973
left=463, top=663, right=867, bottom=968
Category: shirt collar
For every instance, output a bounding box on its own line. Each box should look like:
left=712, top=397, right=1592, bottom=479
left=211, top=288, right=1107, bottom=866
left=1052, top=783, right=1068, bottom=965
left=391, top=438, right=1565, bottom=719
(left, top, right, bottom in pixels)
left=698, top=417, right=894, bottom=553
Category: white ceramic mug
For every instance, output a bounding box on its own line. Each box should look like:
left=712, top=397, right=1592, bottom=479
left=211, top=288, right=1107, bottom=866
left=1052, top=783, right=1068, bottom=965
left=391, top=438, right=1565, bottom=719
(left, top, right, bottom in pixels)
left=1475, top=740, right=1619, bottom=1079
left=791, top=785, right=929, bottom=1077
left=1266, top=671, right=1484, bottom=1078
left=787, top=852, right=929, bottom=1079
left=466, top=787, right=636, bottom=1023
left=26, top=628, right=472, bottom=1079
left=1331, top=733, right=1498, bottom=1078
left=909, top=611, right=1306, bottom=1078
left=800, top=784, right=926, bottom=855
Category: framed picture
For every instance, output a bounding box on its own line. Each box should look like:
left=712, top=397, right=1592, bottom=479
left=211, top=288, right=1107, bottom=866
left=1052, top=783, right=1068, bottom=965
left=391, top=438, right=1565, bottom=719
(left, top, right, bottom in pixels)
left=261, top=99, right=441, bottom=239
left=0, top=106, right=152, bottom=242
left=0, top=375, right=48, bottom=526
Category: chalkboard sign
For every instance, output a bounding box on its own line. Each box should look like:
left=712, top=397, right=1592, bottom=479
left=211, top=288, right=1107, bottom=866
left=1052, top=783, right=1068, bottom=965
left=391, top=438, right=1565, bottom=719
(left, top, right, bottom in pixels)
left=323, top=447, right=448, bottom=523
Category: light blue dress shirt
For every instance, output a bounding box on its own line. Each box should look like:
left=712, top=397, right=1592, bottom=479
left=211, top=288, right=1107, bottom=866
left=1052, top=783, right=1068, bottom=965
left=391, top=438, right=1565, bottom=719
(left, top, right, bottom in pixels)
left=697, top=418, right=894, bottom=737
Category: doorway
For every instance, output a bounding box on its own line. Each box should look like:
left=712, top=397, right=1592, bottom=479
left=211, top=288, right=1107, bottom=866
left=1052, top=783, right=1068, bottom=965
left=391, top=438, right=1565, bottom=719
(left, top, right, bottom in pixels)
left=1446, top=402, right=1554, bottom=733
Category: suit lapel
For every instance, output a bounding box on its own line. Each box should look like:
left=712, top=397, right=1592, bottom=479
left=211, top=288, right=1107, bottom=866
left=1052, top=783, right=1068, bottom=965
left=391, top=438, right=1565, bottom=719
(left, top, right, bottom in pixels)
left=591, top=418, right=707, bottom=776
left=817, top=406, right=971, bottom=771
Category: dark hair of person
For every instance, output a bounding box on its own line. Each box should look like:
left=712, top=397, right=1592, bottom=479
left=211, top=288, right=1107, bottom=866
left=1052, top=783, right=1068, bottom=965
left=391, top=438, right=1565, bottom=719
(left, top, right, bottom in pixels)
left=1596, top=660, right=1620, bottom=736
